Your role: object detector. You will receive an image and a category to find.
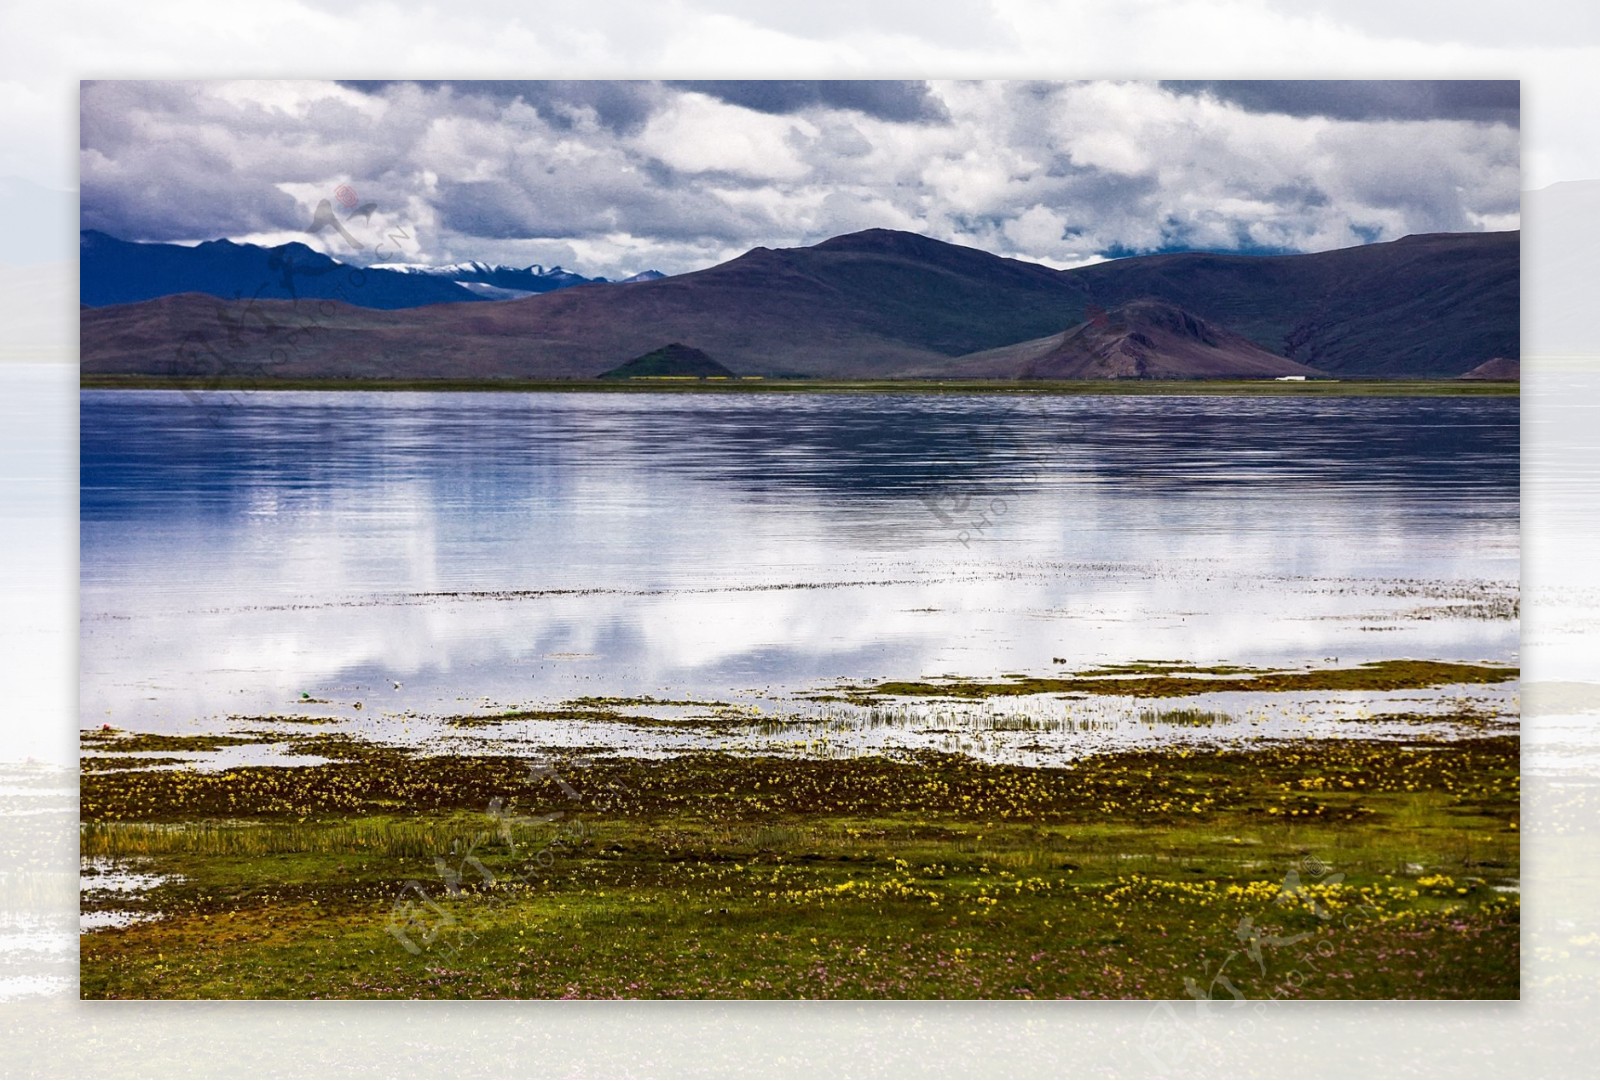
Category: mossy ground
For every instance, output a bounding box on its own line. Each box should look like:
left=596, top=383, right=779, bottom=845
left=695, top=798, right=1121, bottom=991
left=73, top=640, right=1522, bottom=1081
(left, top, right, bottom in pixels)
left=80, top=730, right=280, bottom=753
left=442, top=696, right=754, bottom=730
left=79, top=735, right=1518, bottom=999
left=847, top=659, right=1519, bottom=702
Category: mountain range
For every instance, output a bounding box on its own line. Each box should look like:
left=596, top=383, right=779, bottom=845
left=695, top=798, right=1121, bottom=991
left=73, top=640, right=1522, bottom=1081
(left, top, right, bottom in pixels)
left=80, top=231, right=664, bottom=309
left=369, top=260, right=665, bottom=299
left=79, top=227, right=1518, bottom=381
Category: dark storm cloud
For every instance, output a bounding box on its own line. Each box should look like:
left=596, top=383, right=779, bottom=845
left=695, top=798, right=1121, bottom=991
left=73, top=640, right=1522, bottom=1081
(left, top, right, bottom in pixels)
left=435, top=172, right=766, bottom=245
left=667, top=81, right=949, bottom=123
left=1162, top=80, right=1520, bottom=127
left=78, top=82, right=313, bottom=239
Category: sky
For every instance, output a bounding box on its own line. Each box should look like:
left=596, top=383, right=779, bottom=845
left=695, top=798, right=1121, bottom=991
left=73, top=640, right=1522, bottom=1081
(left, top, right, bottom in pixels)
left=77, top=78, right=1520, bottom=279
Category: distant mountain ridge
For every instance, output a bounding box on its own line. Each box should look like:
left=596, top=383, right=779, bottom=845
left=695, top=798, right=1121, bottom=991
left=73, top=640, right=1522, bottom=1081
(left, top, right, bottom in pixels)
left=80, top=227, right=1518, bottom=381
left=370, top=259, right=666, bottom=297
left=79, top=230, right=485, bottom=309
left=81, top=230, right=666, bottom=309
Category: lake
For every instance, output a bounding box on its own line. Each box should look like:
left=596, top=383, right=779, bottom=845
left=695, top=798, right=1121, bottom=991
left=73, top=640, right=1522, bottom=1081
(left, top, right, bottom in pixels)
left=80, top=389, right=1519, bottom=763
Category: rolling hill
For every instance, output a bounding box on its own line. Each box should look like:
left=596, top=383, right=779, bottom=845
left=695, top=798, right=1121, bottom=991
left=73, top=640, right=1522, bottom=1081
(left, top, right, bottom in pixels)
left=953, top=299, right=1325, bottom=380
left=599, top=343, right=736, bottom=379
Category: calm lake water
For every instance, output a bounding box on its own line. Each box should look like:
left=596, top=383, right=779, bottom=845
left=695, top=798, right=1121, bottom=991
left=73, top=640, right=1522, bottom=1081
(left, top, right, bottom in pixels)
left=80, top=390, right=1519, bottom=757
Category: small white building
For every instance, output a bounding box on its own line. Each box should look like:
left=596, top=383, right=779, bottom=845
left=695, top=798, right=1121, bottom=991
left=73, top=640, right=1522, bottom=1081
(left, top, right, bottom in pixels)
left=1275, top=375, right=1307, bottom=381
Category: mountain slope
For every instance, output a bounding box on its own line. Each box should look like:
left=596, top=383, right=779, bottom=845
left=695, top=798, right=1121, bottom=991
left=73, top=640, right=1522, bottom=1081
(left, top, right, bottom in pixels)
left=80, top=228, right=1518, bottom=380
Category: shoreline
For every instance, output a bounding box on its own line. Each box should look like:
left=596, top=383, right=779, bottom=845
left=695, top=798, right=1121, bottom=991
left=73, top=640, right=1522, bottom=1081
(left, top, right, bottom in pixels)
left=78, top=374, right=1521, bottom=396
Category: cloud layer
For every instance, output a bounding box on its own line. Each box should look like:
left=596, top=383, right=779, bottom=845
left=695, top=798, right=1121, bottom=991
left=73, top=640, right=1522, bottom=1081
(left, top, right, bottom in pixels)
left=79, top=79, right=1520, bottom=278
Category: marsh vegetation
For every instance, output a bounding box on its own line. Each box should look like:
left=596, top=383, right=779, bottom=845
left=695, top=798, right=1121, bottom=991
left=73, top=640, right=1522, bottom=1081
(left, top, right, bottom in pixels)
left=80, top=672, right=1519, bottom=999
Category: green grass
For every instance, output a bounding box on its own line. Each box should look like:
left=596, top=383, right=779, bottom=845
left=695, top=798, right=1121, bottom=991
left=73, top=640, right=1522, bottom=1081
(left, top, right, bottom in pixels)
left=441, top=698, right=753, bottom=730
left=78, top=374, right=1517, bottom=396
left=848, top=659, right=1519, bottom=702
left=81, top=730, right=284, bottom=752
left=80, top=731, right=1518, bottom=823
left=79, top=736, right=1519, bottom=999
left=81, top=755, right=191, bottom=772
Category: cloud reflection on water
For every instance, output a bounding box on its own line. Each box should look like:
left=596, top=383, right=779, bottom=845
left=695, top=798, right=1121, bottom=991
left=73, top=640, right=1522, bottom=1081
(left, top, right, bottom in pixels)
left=80, top=391, right=1518, bottom=732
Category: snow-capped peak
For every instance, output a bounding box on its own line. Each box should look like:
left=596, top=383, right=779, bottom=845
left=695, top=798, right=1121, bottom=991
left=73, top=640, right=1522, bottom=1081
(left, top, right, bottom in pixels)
left=365, top=257, right=667, bottom=298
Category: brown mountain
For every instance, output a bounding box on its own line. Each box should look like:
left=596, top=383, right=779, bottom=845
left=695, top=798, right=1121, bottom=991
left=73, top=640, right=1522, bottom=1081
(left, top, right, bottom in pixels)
left=80, top=227, right=1518, bottom=381
left=1061, top=231, right=1520, bottom=377
left=951, top=299, right=1324, bottom=380
left=81, top=232, right=1079, bottom=381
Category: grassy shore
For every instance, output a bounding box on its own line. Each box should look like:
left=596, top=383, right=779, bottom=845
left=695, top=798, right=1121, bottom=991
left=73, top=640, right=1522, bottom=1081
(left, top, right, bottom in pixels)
left=80, top=731, right=1519, bottom=999
left=837, top=659, right=1523, bottom=703
left=79, top=374, right=1519, bottom=396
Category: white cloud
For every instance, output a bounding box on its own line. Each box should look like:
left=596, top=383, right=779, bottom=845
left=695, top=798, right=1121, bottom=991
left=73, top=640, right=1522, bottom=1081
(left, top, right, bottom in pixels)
left=636, top=92, right=817, bottom=181
left=76, top=77, right=1521, bottom=279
